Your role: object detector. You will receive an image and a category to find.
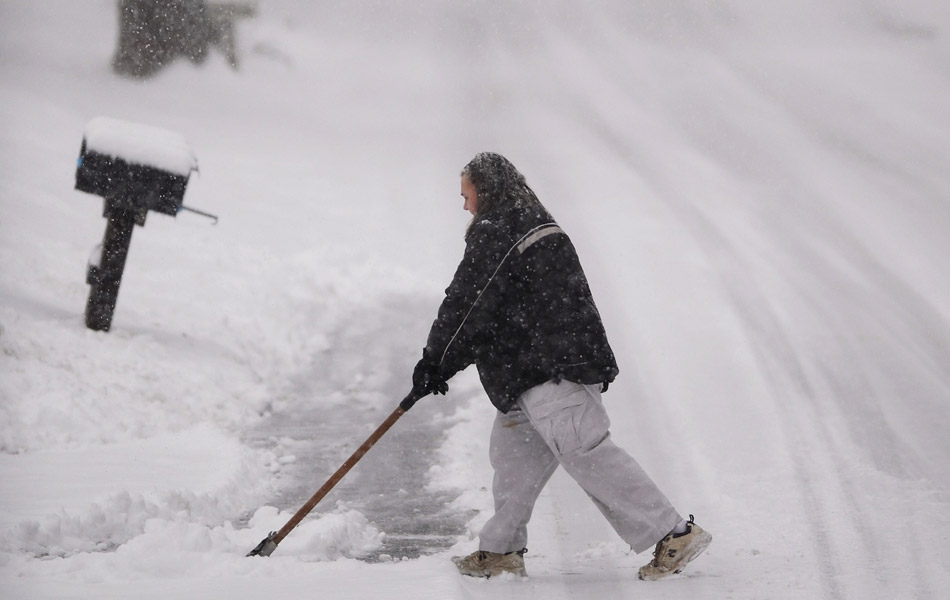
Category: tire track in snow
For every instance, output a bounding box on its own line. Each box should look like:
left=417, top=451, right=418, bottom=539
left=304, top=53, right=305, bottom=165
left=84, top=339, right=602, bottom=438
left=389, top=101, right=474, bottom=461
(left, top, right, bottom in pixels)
left=612, top=120, right=932, bottom=600
left=702, top=49, right=950, bottom=599
left=535, top=21, right=950, bottom=594
left=640, top=186, right=890, bottom=600
left=647, top=196, right=851, bottom=600
left=678, top=205, right=941, bottom=600
left=739, top=211, right=946, bottom=600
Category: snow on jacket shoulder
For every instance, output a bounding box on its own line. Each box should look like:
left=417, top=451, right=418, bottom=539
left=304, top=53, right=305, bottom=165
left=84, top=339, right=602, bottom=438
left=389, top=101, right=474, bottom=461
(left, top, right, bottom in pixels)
left=425, top=206, right=619, bottom=413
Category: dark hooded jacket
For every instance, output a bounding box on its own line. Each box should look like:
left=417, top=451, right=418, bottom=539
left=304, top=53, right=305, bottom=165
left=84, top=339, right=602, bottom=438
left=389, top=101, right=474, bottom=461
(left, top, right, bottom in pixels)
left=425, top=154, right=618, bottom=413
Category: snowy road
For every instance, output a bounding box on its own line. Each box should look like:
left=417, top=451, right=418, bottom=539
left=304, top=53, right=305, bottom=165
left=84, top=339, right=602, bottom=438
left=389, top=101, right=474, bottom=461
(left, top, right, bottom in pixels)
left=438, top=3, right=950, bottom=597
left=2, top=1, right=950, bottom=599
left=563, top=43, right=950, bottom=600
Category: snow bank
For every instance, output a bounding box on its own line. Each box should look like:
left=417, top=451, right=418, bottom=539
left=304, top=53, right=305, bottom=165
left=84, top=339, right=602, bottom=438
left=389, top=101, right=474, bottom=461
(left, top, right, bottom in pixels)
left=0, top=306, right=269, bottom=452
left=243, top=505, right=384, bottom=561
left=1, top=503, right=384, bottom=581
left=0, top=425, right=247, bottom=528
left=0, top=242, right=432, bottom=557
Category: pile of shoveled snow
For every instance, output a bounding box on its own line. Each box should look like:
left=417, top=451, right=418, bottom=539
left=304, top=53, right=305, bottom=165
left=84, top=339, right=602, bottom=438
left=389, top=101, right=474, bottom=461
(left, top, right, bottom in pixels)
left=0, top=244, right=434, bottom=576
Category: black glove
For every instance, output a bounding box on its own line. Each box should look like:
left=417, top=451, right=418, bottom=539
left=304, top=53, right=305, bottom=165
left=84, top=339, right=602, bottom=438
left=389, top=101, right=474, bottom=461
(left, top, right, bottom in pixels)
left=412, top=349, right=448, bottom=396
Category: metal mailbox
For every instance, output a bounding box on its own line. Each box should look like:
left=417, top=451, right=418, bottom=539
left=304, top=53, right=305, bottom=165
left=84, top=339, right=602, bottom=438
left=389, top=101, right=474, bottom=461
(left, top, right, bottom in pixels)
left=76, top=144, right=191, bottom=221
left=75, top=117, right=199, bottom=331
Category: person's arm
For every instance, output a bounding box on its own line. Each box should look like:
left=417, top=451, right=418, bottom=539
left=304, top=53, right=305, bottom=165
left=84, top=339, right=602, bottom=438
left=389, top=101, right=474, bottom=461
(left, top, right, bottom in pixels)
left=423, top=221, right=508, bottom=381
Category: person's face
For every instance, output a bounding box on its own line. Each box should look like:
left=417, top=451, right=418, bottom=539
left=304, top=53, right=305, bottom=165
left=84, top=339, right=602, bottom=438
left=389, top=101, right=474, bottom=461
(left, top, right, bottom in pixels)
left=461, top=175, right=478, bottom=215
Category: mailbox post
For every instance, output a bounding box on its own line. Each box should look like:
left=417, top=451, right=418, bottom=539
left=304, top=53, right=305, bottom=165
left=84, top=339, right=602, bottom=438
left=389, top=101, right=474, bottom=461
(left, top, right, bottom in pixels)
left=75, top=117, right=198, bottom=332
left=85, top=209, right=137, bottom=331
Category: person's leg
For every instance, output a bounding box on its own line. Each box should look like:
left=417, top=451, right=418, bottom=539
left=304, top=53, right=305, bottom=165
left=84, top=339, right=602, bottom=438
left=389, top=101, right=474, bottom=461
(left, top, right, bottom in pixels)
left=518, top=380, right=682, bottom=553
left=477, top=408, right=559, bottom=554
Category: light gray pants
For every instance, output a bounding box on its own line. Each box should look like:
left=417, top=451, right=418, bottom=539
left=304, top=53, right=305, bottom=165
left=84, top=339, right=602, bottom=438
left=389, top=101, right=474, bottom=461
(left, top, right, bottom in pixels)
left=478, top=380, right=682, bottom=555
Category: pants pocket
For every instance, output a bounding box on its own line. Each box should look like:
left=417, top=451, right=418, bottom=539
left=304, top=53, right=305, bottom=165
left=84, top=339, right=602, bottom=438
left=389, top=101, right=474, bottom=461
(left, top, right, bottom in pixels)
left=520, top=381, right=610, bottom=456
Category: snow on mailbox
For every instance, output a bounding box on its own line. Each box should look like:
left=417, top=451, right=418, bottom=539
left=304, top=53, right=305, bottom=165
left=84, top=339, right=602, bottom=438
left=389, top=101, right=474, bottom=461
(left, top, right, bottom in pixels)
left=77, top=117, right=198, bottom=222
left=75, top=117, right=202, bottom=332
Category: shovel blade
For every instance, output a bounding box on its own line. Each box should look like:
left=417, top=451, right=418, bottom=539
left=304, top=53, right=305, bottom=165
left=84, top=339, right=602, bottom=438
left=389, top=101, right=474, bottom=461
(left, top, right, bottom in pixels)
left=247, top=531, right=279, bottom=557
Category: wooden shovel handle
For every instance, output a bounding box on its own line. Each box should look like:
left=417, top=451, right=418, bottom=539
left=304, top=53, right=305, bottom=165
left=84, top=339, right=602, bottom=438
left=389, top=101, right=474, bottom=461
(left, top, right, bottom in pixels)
left=271, top=390, right=423, bottom=546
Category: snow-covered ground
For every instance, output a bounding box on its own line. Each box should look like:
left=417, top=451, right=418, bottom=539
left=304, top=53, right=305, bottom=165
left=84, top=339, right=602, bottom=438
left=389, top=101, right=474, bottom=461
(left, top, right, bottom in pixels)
left=2, top=1, right=950, bottom=598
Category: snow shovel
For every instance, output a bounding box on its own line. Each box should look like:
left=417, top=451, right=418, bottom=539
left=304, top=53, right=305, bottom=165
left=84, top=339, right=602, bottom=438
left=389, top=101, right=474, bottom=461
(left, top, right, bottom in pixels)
left=247, top=390, right=424, bottom=557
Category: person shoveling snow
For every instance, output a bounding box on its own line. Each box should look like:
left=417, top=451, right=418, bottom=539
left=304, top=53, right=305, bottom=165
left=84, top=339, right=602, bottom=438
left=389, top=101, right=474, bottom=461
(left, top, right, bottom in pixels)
left=409, top=152, right=712, bottom=580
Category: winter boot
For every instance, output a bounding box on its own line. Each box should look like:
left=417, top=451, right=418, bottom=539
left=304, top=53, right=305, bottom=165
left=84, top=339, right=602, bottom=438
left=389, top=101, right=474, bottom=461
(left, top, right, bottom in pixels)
left=638, top=515, right=712, bottom=581
left=452, top=548, right=527, bottom=578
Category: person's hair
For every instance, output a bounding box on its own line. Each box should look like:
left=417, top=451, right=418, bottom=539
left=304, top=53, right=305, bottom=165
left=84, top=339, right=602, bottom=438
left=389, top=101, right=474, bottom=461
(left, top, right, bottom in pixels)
left=461, top=152, right=545, bottom=234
